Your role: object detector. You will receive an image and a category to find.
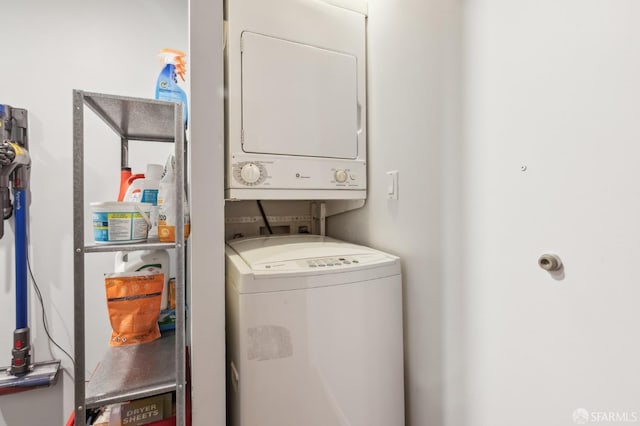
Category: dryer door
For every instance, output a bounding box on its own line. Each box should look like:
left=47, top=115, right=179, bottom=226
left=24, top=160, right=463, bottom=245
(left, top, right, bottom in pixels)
left=241, top=32, right=359, bottom=159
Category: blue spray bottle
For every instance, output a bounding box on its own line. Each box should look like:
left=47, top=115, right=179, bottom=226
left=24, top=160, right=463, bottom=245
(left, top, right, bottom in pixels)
left=155, top=48, right=188, bottom=127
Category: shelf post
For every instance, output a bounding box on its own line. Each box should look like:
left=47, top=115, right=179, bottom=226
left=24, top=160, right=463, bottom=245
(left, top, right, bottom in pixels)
left=72, top=89, right=87, bottom=423
left=174, top=104, right=187, bottom=426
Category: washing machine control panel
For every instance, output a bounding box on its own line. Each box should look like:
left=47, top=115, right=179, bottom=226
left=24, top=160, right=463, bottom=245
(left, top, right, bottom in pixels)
left=253, top=254, right=390, bottom=272
left=304, top=256, right=360, bottom=268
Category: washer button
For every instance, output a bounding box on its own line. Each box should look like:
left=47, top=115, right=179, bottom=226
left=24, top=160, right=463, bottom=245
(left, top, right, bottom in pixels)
left=335, top=170, right=348, bottom=183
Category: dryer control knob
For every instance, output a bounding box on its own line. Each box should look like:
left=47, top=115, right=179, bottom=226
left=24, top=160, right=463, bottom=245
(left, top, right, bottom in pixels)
left=240, top=163, right=262, bottom=184
left=335, top=169, right=348, bottom=183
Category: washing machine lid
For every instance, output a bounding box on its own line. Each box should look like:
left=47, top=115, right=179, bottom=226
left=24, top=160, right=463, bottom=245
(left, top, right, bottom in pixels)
left=228, top=235, right=373, bottom=265
left=226, top=235, right=400, bottom=293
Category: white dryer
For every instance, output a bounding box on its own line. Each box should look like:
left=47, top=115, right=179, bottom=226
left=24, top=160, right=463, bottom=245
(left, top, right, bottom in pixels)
left=224, top=0, right=368, bottom=200
left=226, top=235, right=405, bottom=426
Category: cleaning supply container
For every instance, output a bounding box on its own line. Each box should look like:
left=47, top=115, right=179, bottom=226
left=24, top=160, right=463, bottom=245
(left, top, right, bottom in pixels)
left=122, top=174, right=145, bottom=202
left=91, top=201, right=152, bottom=243
left=155, top=48, right=188, bottom=127
left=114, top=249, right=171, bottom=309
left=141, top=164, right=163, bottom=238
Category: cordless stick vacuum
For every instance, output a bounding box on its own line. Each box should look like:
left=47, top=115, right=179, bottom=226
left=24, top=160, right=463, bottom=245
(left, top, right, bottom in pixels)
left=0, top=104, right=60, bottom=395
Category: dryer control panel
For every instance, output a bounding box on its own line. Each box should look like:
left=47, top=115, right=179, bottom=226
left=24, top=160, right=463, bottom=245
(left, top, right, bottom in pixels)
left=230, top=155, right=365, bottom=190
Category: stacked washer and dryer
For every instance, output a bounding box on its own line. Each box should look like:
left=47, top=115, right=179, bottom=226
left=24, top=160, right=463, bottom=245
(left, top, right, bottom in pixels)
left=224, top=0, right=405, bottom=425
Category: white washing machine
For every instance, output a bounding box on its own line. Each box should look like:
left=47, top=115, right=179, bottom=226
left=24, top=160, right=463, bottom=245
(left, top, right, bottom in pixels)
left=226, top=235, right=405, bottom=426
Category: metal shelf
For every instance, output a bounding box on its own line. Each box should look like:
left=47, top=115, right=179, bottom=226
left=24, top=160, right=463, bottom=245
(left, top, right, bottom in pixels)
left=84, top=240, right=177, bottom=253
left=81, top=91, right=177, bottom=142
left=85, top=332, right=176, bottom=409
left=73, top=90, right=187, bottom=425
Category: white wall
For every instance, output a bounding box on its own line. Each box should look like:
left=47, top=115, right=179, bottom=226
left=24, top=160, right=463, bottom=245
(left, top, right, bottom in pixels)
left=188, top=0, right=226, bottom=424
left=462, top=1, right=640, bottom=425
left=0, top=2, right=186, bottom=424
left=327, top=0, right=464, bottom=425
left=333, top=2, right=640, bottom=425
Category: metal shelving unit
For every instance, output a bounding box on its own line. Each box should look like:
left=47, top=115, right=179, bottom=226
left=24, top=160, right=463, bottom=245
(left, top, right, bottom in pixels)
left=73, top=90, right=187, bottom=425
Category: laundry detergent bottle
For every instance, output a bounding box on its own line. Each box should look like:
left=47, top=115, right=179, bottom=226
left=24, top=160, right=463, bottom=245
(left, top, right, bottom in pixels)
left=114, top=250, right=171, bottom=310
left=155, top=48, right=188, bottom=127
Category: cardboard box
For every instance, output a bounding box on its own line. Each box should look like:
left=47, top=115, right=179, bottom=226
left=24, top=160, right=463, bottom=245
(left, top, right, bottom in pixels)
left=119, top=393, right=173, bottom=426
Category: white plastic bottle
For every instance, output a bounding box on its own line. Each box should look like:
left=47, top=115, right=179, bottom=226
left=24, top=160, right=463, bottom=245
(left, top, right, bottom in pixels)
left=114, top=249, right=171, bottom=309
left=141, top=164, right=163, bottom=239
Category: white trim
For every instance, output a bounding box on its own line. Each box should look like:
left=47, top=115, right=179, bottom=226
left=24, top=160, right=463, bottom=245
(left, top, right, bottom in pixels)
left=318, top=0, right=368, bottom=15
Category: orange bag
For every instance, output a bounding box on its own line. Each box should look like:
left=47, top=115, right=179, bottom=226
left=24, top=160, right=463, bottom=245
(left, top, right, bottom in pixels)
left=105, top=271, right=164, bottom=346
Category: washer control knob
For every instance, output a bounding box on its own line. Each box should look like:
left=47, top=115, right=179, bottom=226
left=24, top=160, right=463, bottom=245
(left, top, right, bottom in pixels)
left=240, top=163, right=262, bottom=184
left=335, top=169, right=348, bottom=183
